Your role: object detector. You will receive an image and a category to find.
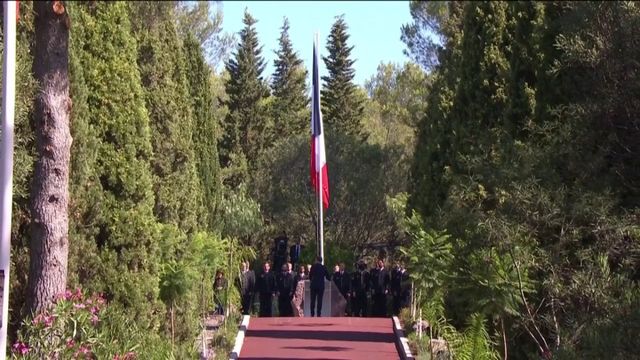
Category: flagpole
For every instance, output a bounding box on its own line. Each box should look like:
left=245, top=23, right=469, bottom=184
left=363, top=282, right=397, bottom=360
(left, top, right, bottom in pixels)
left=314, top=32, right=324, bottom=265
left=0, top=1, right=17, bottom=356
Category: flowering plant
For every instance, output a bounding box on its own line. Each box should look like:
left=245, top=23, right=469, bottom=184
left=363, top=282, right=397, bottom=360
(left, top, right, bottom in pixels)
left=11, top=288, right=138, bottom=360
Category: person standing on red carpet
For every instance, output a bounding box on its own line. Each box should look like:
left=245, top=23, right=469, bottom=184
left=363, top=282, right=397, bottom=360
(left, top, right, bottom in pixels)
left=309, top=256, right=330, bottom=317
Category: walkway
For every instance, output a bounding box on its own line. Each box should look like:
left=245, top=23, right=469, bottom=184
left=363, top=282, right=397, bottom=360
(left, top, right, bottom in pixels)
left=238, top=317, right=400, bottom=360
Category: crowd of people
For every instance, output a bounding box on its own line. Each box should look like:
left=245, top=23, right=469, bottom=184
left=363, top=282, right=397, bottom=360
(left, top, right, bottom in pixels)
left=226, top=256, right=412, bottom=318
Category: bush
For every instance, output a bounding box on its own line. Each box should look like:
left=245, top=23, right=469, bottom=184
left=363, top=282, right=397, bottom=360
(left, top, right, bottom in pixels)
left=12, top=289, right=172, bottom=359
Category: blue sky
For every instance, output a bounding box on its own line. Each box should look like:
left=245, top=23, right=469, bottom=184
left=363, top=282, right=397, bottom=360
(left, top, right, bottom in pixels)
left=220, top=1, right=413, bottom=86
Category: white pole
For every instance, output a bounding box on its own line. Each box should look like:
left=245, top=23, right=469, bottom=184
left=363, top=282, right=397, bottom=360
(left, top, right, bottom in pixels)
left=314, top=32, right=324, bottom=265
left=0, top=1, right=17, bottom=357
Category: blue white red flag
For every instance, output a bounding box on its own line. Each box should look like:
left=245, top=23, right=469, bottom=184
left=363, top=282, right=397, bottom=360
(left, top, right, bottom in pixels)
left=310, top=37, right=329, bottom=209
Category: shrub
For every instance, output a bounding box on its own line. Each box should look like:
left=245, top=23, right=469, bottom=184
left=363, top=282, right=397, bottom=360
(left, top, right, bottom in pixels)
left=12, top=289, right=172, bottom=359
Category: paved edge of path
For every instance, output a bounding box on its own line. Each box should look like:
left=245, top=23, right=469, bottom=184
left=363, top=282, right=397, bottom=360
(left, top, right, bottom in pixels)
left=229, top=315, right=250, bottom=360
left=392, top=316, right=415, bottom=360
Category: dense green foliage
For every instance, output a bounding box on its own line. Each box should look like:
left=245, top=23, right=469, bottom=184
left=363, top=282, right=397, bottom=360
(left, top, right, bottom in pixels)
left=183, top=33, right=224, bottom=232
left=131, top=2, right=204, bottom=232
left=12, top=290, right=172, bottom=359
left=5, top=1, right=637, bottom=358
left=405, top=1, right=640, bottom=358
left=5, top=1, right=242, bottom=356
left=252, top=132, right=407, bottom=265
left=67, top=1, right=163, bottom=331
left=5, top=0, right=37, bottom=335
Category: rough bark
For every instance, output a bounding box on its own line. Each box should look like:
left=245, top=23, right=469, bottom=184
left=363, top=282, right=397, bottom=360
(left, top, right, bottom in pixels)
left=26, top=1, right=72, bottom=315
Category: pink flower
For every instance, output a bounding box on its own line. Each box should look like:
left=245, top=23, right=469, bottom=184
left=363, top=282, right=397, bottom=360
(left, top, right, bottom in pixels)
left=73, top=288, right=83, bottom=301
left=12, top=341, right=30, bottom=355
left=91, top=314, right=99, bottom=325
left=43, top=314, right=55, bottom=327
left=66, top=338, right=75, bottom=348
left=113, top=352, right=136, bottom=360
left=74, top=345, right=92, bottom=358
left=31, top=314, right=42, bottom=326
left=73, top=303, right=86, bottom=310
left=96, top=293, right=106, bottom=305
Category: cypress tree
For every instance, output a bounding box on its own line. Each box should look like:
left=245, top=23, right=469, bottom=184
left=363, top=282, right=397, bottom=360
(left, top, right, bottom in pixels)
left=67, top=2, right=164, bottom=330
left=321, top=15, right=364, bottom=138
left=450, top=2, right=510, bottom=161
left=130, top=2, right=204, bottom=233
left=408, top=2, right=465, bottom=217
left=183, top=33, right=223, bottom=232
left=222, top=9, right=271, bottom=187
left=271, top=17, right=309, bottom=138
left=5, top=1, right=38, bottom=335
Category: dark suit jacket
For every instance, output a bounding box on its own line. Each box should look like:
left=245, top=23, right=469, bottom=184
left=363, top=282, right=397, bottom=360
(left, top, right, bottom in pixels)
left=351, top=270, right=370, bottom=293
left=277, top=271, right=295, bottom=296
left=309, top=263, right=330, bottom=290
left=238, top=270, right=255, bottom=296
left=391, top=269, right=402, bottom=295
left=257, top=270, right=276, bottom=295
left=371, top=267, right=390, bottom=295
left=333, top=271, right=351, bottom=296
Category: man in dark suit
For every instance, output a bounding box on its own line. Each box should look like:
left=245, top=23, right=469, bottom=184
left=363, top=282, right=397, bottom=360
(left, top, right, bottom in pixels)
left=399, top=264, right=411, bottom=311
left=371, top=259, right=390, bottom=317
left=290, top=242, right=303, bottom=268
left=309, top=256, right=330, bottom=317
left=351, top=260, right=370, bottom=317
left=237, top=261, right=256, bottom=315
left=333, top=262, right=351, bottom=315
left=257, top=262, right=276, bottom=317
left=277, top=263, right=295, bottom=316
left=390, top=262, right=403, bottom=315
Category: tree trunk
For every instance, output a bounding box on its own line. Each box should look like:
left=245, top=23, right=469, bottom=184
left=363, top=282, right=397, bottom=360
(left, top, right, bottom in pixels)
left=26, top=1, right=72, bottom=315
left=501, top=316, right=508, bottom=360
left=171, top=301, right=175, bottom=349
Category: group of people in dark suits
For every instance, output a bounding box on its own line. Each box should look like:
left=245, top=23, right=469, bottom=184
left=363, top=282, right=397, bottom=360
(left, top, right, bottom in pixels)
left=237, top=260, right=308, bottom=317
left=332, top=258, right=411, bottom=317
left=236, top=256, right=411, bottom=318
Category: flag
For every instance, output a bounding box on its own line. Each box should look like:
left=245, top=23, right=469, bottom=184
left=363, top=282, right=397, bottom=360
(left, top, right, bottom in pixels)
left=310, top=37, right=329, bottom=209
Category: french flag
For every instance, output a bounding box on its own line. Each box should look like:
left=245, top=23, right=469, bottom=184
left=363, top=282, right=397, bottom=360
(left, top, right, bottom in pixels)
left=310, top=37, right=329, bottom=209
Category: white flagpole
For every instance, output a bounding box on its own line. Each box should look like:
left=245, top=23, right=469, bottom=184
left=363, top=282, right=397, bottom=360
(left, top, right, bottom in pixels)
left=0, top=1, right=17, bottom=356
left=314, top=32, right=324, bottom=265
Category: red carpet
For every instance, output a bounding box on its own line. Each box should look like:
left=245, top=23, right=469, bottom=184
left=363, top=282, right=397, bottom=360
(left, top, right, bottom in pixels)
left=239, top=317, right=400, bottom=360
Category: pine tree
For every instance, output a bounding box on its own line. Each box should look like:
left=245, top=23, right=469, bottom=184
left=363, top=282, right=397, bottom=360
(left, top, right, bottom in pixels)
left=67, top=2, right=164, bottom=330
left=222, top=9, right=271, bottom=187
left=183, top=33, right=223, bottom=232
left=321, top=15, right=364, bottom=139
left=271, top=17, right=309, bottom=138
left=130, top=2, right=204, bottom=233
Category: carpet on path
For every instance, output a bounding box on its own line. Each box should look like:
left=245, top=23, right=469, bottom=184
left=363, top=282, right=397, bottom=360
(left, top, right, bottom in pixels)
left=239, top=317, right=400, bottom=360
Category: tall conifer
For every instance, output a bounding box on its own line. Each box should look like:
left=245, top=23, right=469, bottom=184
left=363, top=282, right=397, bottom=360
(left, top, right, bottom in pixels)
left=67, top=2, right=163, bottom=329
left=130, top=2, right=204, bottom=233
left=321, top=15, right=364, bottom=138
left=271, top=17, right=309, bottom=138
left=222, top=9, right=271, bottom=187
left=183, top=33, right=223, bottom=231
